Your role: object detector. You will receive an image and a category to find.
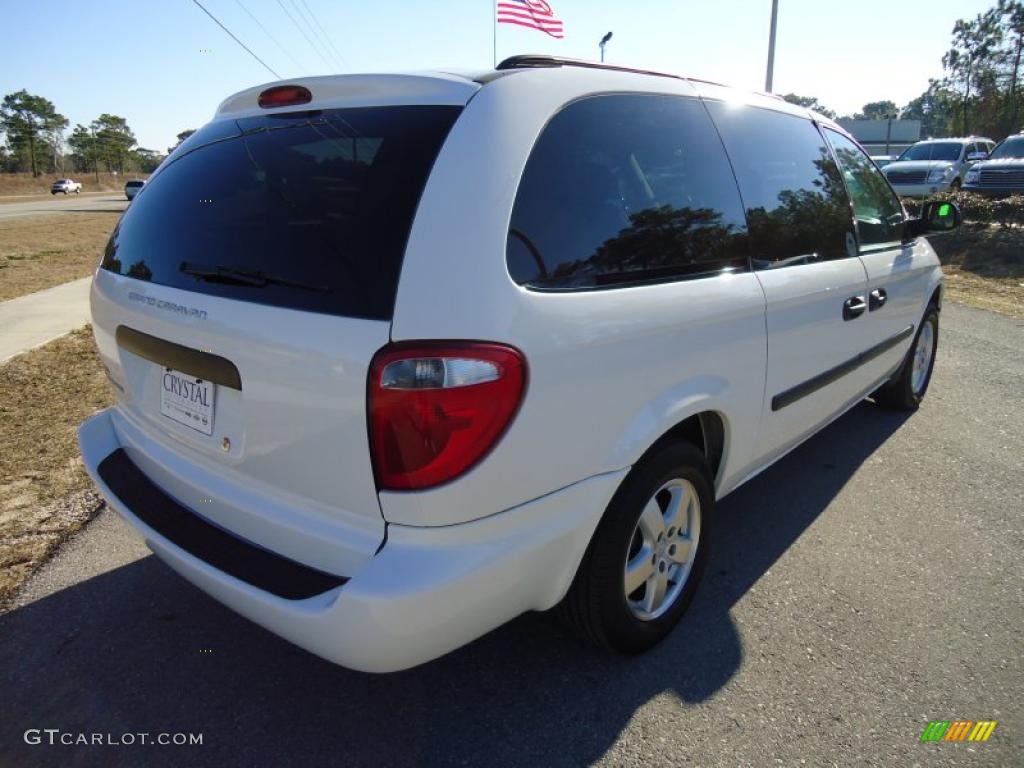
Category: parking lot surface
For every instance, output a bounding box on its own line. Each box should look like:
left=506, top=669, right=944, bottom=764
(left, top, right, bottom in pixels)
left=0, top=302, right=1021, bottom=767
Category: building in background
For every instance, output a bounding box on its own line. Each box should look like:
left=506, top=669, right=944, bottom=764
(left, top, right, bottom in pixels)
left=838, top=119, right=922, bottom=158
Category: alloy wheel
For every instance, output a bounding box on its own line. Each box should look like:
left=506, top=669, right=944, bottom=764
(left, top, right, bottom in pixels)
left=624, top=478, right=701, bottom=621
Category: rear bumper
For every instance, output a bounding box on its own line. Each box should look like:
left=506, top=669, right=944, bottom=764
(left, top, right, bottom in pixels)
left=79, top=408, right=625, bottom=672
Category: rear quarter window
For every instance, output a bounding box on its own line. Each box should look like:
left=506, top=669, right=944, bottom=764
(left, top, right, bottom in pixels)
left=101, top=106, right=461, bottom=320
left=507, top=94, right=750, bottom=290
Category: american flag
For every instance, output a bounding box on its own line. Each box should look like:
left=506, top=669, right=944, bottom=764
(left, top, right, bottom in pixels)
left=496, top=0, right=564, bottom=39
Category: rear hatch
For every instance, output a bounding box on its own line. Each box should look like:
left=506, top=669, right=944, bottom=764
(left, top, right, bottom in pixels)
left=90, top=86, right=465, bottom=575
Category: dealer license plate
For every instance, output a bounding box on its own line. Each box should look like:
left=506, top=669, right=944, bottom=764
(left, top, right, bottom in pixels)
left=160, top=368, right=215, bottom=436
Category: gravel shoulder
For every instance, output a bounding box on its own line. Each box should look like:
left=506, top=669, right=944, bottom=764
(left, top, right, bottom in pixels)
left=0, top=328, right=112, bottom=604
left=930, top=224, right=1024, bottom=319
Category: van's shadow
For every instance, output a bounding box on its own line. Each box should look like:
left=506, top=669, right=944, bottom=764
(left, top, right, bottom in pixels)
left=0, top=402, right=909, bottom=768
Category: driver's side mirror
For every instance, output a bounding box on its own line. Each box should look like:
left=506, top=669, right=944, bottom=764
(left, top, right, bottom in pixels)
left=904, top=200, right=961, bottom=240
left=967, top=151, right=988, bottom=161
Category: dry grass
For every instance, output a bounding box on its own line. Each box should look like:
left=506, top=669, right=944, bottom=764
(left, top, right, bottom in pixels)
left=930, top=225, right=1024, bottom=320
left=0, top=212, right=119, bottom=301
left=0, top=328, right=113, bottom=602
left=0, top=171, right=143, bottom=196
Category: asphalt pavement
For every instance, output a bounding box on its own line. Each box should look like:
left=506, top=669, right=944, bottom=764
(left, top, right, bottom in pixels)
left=0, top=194, right=128, bottom=221
left=0, top=302, right=1021, bottom=767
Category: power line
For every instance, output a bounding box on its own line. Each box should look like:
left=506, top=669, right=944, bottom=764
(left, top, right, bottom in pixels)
left=289, top=0, right=339, bottom=70
left=292, top=0, right=342, bottom=70
left=297, top=0, right=346, bottom=69
left=233, top=0, right=305, bottom=74
left=191, top=0, right=280, bottom=79
left=275, top=0, right=334, bottom=72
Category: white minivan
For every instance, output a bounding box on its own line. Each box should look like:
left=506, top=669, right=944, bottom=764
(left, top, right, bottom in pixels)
left=79, top=57, right=959, bottom=673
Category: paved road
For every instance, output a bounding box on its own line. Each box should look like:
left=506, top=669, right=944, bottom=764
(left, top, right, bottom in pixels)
left=0, top=278, right=92, bottom=363
left=0, top=194, right=128, bottom=221
left=0, top=303, right=1021, bottom=767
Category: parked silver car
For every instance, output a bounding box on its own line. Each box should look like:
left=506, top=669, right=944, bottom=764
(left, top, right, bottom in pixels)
left=963, top=133, right=1024, bottom=197
left=883, top=137, right=994, bottom=197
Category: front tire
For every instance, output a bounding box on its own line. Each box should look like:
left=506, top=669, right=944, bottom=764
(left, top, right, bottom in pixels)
left=561, top=441, right=714, bottom=654
left=875, top=304, right=939, bottom=410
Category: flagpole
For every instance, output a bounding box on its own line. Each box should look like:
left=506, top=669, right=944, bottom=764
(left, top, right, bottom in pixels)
left=492, top=1, right=497, bottom=67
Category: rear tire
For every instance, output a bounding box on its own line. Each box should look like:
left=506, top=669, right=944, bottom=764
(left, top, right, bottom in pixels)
left=561, top=440, right=714, bottom=655
left=874, top=304, right=939, bottom=411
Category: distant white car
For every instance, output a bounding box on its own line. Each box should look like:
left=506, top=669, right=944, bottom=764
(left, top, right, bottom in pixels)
left=871, top=155, right=894, bottom=168
left=51, top=178, right=82, bottom=195
left=125, top=180, right=146, bottom=200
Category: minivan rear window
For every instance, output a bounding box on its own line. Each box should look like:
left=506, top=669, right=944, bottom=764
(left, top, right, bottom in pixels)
left=101, top=106, right=461, bottom=320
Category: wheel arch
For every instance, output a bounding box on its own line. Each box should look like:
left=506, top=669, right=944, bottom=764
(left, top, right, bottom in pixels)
left=636, top=409, right=728, bottom=489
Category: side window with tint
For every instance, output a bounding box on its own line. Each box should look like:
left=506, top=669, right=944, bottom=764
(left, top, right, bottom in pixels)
left=704, top=103, right=856, bottom=269
left=824, top=129, right=905, bottom=247
left=507, top=94, right=750, bottom=290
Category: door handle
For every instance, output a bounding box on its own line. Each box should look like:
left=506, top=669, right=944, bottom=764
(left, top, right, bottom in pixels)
left=843, top=296, right=867, bottom=321
left=869, top=288, right=888, bottom=311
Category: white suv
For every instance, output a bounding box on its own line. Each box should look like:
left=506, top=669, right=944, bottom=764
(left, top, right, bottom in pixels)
left=883, top=137, right=995, bottom=197
left=51, top=178, right=82, bottom=195
left=79, top=57, right=958, bottom=672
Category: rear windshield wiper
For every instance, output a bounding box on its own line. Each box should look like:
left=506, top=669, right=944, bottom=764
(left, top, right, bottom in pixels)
left=179, top=262, right=332, bottom=293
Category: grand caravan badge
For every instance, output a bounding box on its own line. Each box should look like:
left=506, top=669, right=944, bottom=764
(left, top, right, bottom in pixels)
left=128, top=292, right=208, bottom=320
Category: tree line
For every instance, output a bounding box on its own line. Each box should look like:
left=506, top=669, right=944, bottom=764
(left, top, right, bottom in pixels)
left=0, top=90, right=193, bottom=177
left=788, top=1, right=1024, bottom=139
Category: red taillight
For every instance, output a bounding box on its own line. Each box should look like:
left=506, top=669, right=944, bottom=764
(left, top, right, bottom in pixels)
left=258, top=85, right=312, bottom=108
left=368, top=343, right=527, bottom=491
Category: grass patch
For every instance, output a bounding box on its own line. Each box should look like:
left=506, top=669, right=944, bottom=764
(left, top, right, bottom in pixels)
left=0, top=328, right=113, bottom=603
left=0, top=213, right=118, bottom=301
left=930, top=225, right=1024, bottom=319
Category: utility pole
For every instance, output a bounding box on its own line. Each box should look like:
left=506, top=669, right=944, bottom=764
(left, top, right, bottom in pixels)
left=90, top=126, right=100, bottom=184
left=884, top=111, right=898, bottom=156
left=600, top=31, right=613, bottom=63
left=765, top=0, right=779, bottom=92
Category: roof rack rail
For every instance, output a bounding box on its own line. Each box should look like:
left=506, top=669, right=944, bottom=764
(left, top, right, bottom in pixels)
left=495, top=54, right=686, bottom=83
left=494, top=55, right=786, bottom=100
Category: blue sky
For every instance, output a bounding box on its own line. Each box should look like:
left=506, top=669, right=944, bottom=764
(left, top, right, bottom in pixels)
left=1, top=0, right=996, bottom=153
